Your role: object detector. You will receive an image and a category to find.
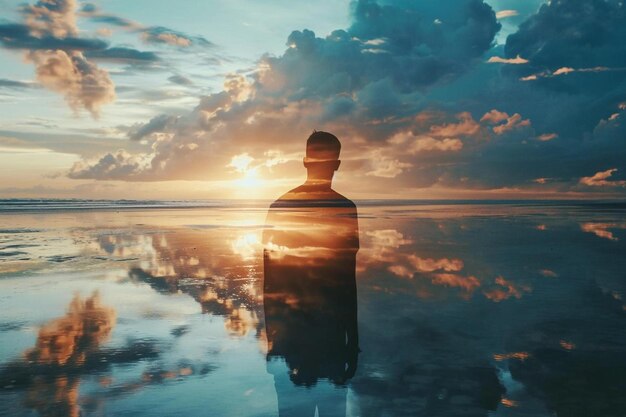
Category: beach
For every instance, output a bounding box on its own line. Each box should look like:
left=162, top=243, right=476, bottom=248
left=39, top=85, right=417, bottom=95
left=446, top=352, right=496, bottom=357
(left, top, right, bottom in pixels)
left=1, top=201, right=625, bottom=416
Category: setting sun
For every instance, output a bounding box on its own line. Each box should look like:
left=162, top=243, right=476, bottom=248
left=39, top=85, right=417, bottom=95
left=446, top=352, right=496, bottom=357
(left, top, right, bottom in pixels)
left=229, top=153, right=264, bottom=188
left=237, top=167, right=261, bottom=188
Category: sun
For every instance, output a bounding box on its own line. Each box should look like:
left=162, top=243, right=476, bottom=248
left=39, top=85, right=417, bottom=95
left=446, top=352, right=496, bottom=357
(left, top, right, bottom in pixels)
left=228, top=153, right=264, bottom=188
left=236, top=167, right=261, bottom=187
left=230, top=153, right=254, bottom=172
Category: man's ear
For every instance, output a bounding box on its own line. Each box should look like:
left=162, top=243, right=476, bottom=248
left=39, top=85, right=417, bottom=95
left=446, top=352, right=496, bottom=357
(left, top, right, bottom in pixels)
left=303, top=157, right=308, bottom=168
left=335, top=160, right=341, bottom=171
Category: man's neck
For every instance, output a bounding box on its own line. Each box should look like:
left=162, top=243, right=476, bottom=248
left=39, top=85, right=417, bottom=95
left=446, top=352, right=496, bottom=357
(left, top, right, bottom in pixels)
left=303, top=177, right=333, bottom=190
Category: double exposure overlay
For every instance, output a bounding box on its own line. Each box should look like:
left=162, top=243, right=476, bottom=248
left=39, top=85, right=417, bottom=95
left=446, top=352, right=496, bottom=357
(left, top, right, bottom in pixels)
left=1, top=0, right=626, bottom=416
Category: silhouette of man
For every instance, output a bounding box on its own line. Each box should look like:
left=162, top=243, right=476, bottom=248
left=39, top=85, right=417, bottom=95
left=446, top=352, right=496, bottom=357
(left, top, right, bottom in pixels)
left=263, top=131, right=359, bottom=417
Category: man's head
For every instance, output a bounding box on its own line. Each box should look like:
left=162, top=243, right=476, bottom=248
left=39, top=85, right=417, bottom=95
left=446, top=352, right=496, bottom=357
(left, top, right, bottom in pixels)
left=304, top=131, right=341, bottom=181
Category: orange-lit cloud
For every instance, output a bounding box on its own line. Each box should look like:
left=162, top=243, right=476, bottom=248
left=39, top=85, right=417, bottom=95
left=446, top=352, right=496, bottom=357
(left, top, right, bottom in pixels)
left=411, top=137, right=463, bottom=153
left=432, top=273, right=480, bottom=292
left=28, top=50, right=115, bottom=117
left=407, top=255, right=464, bottom=273
left=485, top=112, right=531, bottom=135
left=539, top=269, right=558, bottom=278
left=487, top=55, right=528, bottom=64
left=537, top=133, right=558, bottom=141
left=580, top=168, right=626, bottom=187
left=495, top=10, right=519, bottom=19
left=493, top=351, right=530, bottom=361
left=26, top=292, right=115, bottom=366
left=483, top=276, right=531, bottom=302
left=2, top=0, right=115, bottom=117
left=580, top=222, right=626, bottom=241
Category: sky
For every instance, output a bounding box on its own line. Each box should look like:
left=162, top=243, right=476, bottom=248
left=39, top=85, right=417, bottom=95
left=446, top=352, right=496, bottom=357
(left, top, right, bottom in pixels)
left=0, top=0, right=625, bottom=200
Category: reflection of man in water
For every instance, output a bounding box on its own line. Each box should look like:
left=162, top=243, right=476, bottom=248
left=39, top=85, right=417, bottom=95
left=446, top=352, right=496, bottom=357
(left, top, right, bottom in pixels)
left=263, top=131, right=359, bottom=417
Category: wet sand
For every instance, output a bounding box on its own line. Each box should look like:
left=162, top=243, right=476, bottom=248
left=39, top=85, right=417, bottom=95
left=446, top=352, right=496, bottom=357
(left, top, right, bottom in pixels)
left=1, top=202, right=625, bottom=416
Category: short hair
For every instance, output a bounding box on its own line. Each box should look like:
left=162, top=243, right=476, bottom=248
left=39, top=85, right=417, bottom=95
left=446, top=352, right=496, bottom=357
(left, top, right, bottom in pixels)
left=306, top=131, right=341, bottom=162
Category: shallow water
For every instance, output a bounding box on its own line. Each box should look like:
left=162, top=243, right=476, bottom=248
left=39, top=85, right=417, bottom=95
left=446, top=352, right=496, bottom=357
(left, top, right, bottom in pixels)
left=1, top=202, right=625, bottom=417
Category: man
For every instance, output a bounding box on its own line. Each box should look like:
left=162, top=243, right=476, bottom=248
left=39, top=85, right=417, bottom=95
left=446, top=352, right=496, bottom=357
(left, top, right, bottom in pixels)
left=263, top=131, right=359, bottom=417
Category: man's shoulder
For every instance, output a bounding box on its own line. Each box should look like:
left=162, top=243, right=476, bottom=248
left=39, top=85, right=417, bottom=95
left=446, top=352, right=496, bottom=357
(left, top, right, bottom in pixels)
left=330, top=191, right=356, bottom=208
left=270, top=188, right=356, bottom=209
left=269, top=188, right=301, bottom=208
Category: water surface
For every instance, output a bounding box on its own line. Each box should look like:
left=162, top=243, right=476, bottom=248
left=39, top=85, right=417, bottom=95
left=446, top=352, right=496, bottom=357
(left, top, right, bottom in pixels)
left=1, top=202, right=625, bottom=416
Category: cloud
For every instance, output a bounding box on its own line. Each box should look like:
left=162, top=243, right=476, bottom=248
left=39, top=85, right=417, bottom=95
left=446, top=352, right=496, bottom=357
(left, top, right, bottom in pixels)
left=168, top=74, right=194, bottom=86
left=411, top=137, right=463, bottom=152
left=68, top=0, right=501, bottom=181
left=68, top=150, right=150, bottom=180
left=0, top=22, right=108, bottom=51
left=228, top=153, right=254, bottom=173
left=537, top=133, right=557, bottom=142
left=505, top=0, right=626, bottom=90
left=553, top=67, right=575, bottom=76
left=487, top=55, right=528, bottom=64
left=140, top=26, right=213, bottom=48
left=366, top=151, right=412, bottom=178
left=408, top=255, right=464, bottom=273
left=84, top=47, right=160, bottom=63
left=79, top=3, right=141, bottom=29
left=0, top=0, right=115, bottom=117
left=580, top=222, right=626, bottom=241
left=520, top=66, right=625, bottom=81
left=488, top=0, right=626, bottom=157
left=492, top=113, right=530, bottom=135
left=481, top=110, right=530, bottom=135
left=495, top=10, right=519, bottom=19
left=1, top=0, right=624, bottom=198
left=480, top=109, right=509, bottom=124
left=483, top=276, right=531, bottom=302
left=0, top=78, right=38, bottom=89
left=80, top=4, right=213, bottom=49
left=27, top=49, right=115, bottom=116
left=259, top=0, right=500, bottom=99
left=384, top=112, right=477, bottom=156
left=432, top=273, right=481, bottom=293
left=579, top=168, right=626, bottom=188
left=127, top=114, right=179, bottom=141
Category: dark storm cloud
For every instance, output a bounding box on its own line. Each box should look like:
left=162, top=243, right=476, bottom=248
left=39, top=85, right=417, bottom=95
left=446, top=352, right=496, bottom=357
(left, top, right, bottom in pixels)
left=442, top=0, right=626, bottom=192
left=257, top=0, right=500, bottom=100
left=499, top=0, right=626, bottom=136
left=505, top=0, right=626, bottom=73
